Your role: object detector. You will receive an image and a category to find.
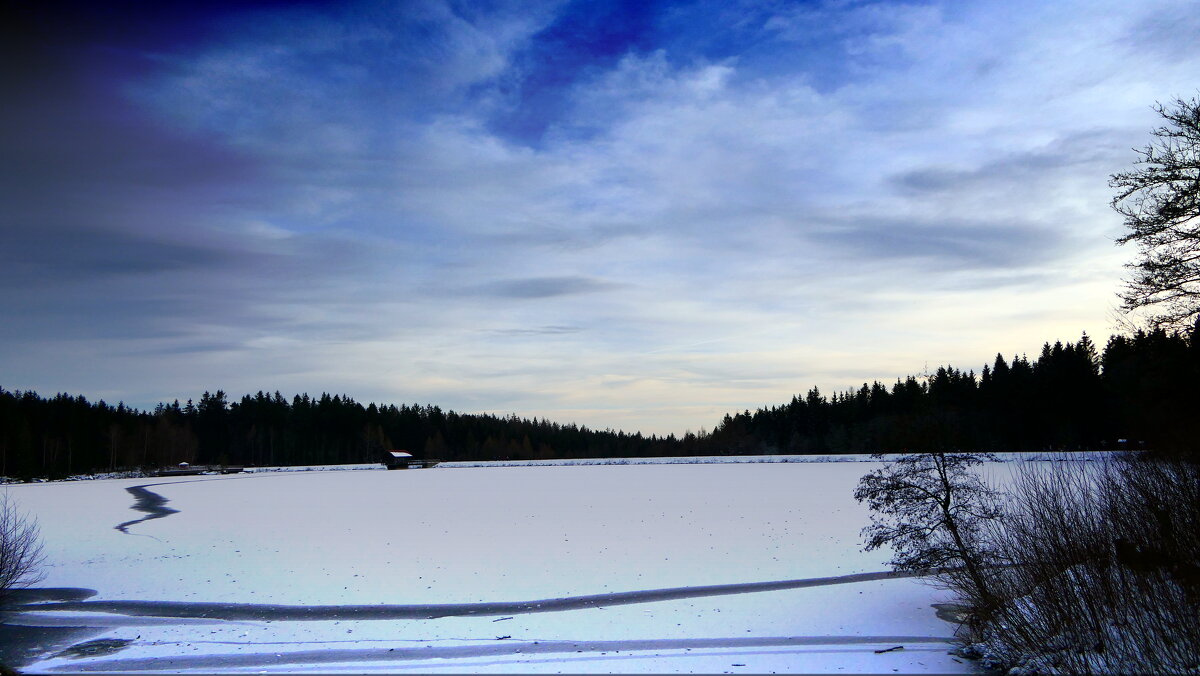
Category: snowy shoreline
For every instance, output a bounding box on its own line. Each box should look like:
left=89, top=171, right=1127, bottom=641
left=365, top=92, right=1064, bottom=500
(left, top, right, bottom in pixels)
left=438, top=450, right=1125, bottom=469
left=2, top=449, right=1128, bottom=485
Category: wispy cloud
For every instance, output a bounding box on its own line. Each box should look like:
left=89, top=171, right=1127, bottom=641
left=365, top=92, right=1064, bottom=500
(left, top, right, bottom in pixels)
left=470, top=277, right=620, bottom=299
left=488, top=325, right=582, bottom=336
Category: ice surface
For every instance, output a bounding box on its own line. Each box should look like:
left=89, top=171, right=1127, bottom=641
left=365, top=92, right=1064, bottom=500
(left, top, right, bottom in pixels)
left=3, top=461, right=981, bottom=673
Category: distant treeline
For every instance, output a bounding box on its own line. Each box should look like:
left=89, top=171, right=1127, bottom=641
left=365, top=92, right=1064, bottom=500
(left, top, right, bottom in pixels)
left=2, top=323, right=1198, bottom=479
left=0, top=391, right=690, bottom=480
left=704, top=325, right=1199, bottom=457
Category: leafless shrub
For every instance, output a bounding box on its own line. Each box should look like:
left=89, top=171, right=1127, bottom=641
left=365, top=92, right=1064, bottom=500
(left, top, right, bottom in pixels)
left=855, top=452, right=1003, bottom=633
left=969, top=457, right=1200, bottom=673
left=0, top=493, right=46, bottom=602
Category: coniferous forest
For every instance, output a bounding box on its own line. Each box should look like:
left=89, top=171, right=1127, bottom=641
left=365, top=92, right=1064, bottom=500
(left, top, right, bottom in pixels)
left=3, top=322, right=1198, bottom=480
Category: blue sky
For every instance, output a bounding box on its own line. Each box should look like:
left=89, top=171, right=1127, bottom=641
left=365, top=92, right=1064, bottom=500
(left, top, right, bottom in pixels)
left=2, top=0, right=1198, bottom=434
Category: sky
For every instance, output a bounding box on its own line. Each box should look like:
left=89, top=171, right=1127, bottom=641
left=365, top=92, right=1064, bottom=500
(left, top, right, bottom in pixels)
left=2, top=0, right=1198, bottom=436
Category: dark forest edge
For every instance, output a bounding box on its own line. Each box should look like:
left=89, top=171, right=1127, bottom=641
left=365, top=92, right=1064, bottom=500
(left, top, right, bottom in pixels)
left=3, top=321, right=1198, bottom=480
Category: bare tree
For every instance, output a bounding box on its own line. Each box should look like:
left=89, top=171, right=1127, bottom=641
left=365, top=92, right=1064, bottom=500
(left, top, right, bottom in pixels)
left=0, top=493, right=46, bottom=601
left=855, top=452, right=1001, bottom=614
left=1111, top=95, right=1200, bottom=330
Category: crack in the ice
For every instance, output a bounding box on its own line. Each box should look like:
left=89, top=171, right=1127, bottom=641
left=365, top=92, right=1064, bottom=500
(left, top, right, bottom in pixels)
left=112, top=473, right=348, bottom=535
left=47, top=635, right=955, bottom=671
left=114, top=484, right=179, bottom=534
left=18, top=569, right=925, bottom=621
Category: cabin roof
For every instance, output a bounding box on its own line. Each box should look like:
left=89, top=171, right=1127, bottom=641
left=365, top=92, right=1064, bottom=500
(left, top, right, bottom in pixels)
left=387, top=451, right=413, bottom=458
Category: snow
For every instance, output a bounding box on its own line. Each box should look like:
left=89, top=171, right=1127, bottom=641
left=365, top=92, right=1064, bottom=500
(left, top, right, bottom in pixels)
left=0, top=449, right=1121, bottom=486
left=2, top=461, right=980, bottom=673
left=439, top=450, right=1122, bottom=469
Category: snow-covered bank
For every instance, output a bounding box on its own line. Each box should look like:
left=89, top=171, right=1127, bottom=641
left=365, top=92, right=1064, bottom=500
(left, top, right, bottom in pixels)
left=2, top=461, right=989, bottom=672
left=241, top=463, right=383, bottom=473
left=441, top=450, right=1124, bottom=469
left=0, top=449, right=1124, bottom=485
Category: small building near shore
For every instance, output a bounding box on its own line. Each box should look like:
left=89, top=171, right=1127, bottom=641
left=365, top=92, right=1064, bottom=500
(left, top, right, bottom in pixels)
left=381, top=450, right=438, bottom=470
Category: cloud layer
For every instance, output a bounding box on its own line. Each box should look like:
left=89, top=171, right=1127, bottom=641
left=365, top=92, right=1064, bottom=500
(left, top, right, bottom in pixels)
left=2, top=0, right=1197, bottom=434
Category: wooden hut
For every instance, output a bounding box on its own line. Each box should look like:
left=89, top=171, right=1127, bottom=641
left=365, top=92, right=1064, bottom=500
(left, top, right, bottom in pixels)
left=381, top=450, right=439, bottom=470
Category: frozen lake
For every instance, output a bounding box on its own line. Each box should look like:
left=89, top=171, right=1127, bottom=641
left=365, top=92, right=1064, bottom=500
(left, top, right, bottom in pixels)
left=2, top=460, right=978, bottom=673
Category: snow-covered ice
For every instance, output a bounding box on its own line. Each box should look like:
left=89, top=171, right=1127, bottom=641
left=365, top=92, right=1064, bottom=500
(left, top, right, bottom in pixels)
left=2, top=460, right=980, bottom=673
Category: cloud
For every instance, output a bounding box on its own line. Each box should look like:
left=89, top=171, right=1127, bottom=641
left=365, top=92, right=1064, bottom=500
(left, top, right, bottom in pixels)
left=467, top=277, right=619, bottom=299
left=808, top=219, right=1064, bottom=271
left=0, top=225, right=236, bottom=285
left=889, top=131, right=1133, bottom=196
left=489, top=325, right=583, bottom=336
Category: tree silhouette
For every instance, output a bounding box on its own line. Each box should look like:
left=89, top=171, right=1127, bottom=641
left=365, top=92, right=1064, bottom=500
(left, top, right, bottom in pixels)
left=1111, top=96, right=1200, bottom=330
left=855, top=452, right=1002, bottom=614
